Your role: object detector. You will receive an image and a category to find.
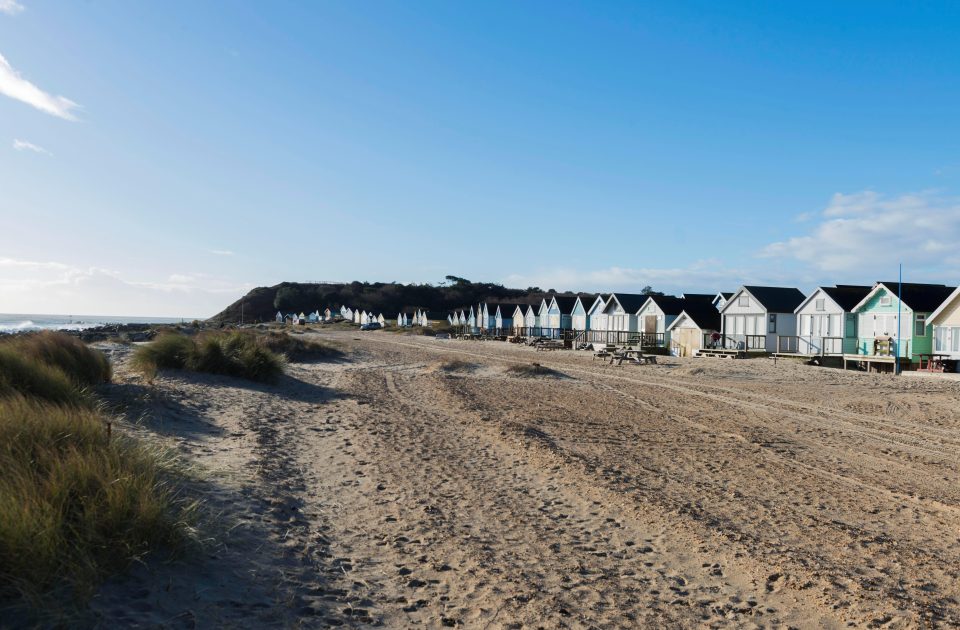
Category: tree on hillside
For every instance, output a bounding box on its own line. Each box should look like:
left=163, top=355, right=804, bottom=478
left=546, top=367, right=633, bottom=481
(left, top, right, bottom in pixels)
left=445, top=275, right=472, bottom=287
left=274, top=285, right=306, bottom=312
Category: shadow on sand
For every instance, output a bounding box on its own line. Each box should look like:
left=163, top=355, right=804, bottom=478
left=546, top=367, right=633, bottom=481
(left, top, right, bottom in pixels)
left=86, top=364, right=356, bottom=627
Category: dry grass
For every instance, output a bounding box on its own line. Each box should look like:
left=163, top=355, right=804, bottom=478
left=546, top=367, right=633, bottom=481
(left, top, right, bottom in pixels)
left=133, top=331, right=287, bottom=383
left=3, top=331, right=111, bottom=387
left=0, top=333, right=193, bottom=616
left=0, top=396, right=194, bottom=613
left=438, top=359, right=478, bottom=373
left=253, top=330, right=344, bottom=361
left=505, top=363, right=565, bottom=378
left=0, top=332, right=112, bottom=406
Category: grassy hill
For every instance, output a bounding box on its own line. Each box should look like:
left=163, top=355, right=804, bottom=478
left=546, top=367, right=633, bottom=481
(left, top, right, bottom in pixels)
left=210, top=276, right=662, bottom=323
left=209, top=277, right=645, bottom=324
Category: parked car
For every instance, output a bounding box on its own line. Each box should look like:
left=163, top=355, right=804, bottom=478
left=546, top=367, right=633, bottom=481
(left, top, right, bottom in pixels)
left=360, top=322, right=382, bottom=331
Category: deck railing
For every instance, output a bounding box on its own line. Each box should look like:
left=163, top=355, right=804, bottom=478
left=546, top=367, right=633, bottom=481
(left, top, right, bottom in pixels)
left=583, top=330, right=665, bottom=347
left=702, top=333, right=766, bottom=352
left=777, top=335, right=845, bottom=355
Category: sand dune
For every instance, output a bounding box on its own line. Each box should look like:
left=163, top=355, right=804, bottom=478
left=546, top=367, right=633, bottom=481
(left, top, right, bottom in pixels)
left=90, top=332, right=960, bottom=628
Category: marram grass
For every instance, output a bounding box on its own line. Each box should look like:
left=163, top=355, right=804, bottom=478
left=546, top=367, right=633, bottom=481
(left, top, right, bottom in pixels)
left=0, top=397, right=194, bottom=608
left=132, top=330, right=336, bottom=383
left=0, top=334, right=194, bottom=615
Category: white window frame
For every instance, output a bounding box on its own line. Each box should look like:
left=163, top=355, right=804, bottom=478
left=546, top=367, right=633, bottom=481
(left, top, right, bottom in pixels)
left=768, top=313, right=777, bottom=333
left=738, top=295, right=749, bottom=307
left=915, top=314, right=927, bottom=337
left=880, top=296, right=892, bottom=307
left=815, top=299, right=825, bottom=312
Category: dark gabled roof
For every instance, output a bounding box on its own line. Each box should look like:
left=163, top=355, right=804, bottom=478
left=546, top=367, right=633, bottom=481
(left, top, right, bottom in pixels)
left=552, top=296, right=578, bottom=313
left=585, top=294, right=608, bottom=311
left=608, top=293, right=649, bottom=313
left=742, top=286, right=806, bottom=312
left=642, top=295, right=685, bottom=316
left=677, top=300, right=721, bottom=331
left=819, top=285, right=872, bottom=312
left=719, top=292, right=734, bottom=300
left=491, top=302, right=525, bottom=316
left=681, top=293, right=714, bottom=302
left=876, top=282, right=954, bottom=312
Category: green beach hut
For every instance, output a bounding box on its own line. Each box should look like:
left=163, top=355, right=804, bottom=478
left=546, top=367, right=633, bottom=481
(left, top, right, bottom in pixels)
left=850, top=282, right=954, bottom=365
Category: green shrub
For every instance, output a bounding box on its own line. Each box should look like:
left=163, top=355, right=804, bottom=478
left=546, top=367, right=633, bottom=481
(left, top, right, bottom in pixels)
left=0, top=396, right=193, bottom=608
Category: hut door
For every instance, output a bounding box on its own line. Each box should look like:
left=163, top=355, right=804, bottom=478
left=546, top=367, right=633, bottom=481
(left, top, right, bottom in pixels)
left=644, top=316, right=657, bottom=333
left=678, top=328, right=698, bottom=356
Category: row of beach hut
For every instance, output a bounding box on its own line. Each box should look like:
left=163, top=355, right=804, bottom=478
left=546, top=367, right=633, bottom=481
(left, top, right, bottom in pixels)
left=443, top=282, right=960, bottom=370
left=276, top=306, right=446, bottom=328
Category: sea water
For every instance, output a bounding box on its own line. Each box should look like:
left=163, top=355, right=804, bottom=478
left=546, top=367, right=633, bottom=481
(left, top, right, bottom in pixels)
left=0, top=314, right=189, bottom=333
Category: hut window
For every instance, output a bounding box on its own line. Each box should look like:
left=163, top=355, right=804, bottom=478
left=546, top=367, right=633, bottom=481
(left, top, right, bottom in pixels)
left=738, top=296, right=749, bottom=307
left=815, top=299, right=825, bottom=311
left=767, top=313, right=777, bottom=333
left=880, top=296, right=892, bottom=307
left=915, top=314, right=927, bottom=337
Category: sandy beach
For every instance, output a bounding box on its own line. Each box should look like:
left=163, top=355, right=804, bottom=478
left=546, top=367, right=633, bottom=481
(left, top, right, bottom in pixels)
left=89, top=331, right=960, bottom=628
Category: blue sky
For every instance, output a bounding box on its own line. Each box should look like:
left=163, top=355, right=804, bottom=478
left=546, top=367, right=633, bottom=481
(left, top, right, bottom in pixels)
left=2, top=1, right=959, bottom=317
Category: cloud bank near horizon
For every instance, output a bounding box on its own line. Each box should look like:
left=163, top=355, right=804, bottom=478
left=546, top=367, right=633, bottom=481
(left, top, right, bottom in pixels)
left=0, top=257, right=250, bottom=318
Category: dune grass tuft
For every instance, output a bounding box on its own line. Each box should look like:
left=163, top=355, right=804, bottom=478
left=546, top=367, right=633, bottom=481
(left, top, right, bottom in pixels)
left=0, top=396, right=193, bottom=609
left=506, top=363, right=565, bottom=378
left=4, top=331, right=112, bottom=387
left=253, top=330, right=344, bottom=361
left=438, top=359, right=477, bottom=373
left=0, top=332, right=192, bottom=614
left=131, top=333, right=195, bottom=378
left=133, top=331, right=286, bottom=383
left=0, top=332, right=111, bottom=406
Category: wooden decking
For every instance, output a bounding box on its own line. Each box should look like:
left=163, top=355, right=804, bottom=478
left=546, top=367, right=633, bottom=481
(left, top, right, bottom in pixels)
left=696, top=348, right=748, bottom=359
left=842, top=354, right=902, bottom=373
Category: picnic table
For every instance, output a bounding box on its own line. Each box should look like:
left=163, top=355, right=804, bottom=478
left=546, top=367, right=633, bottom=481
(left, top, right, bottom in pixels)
left=609, top=348, right=657, bottom=366
left=593, top=343, right=617, bottom=359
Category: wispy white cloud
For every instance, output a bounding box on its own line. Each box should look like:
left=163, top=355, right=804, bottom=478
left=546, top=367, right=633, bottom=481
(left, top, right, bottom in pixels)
left=12, top=138, right=51, bottom=155
left=760, top=190, right=960, bottom=280
left=0, top=53, right=79, bottom=120
left=0, top=257, right=251, bottom=317
left=210, top=249, right=234, bottom=256
left=0, top=0, right=24, bottom=16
